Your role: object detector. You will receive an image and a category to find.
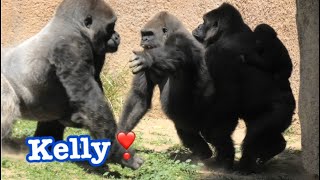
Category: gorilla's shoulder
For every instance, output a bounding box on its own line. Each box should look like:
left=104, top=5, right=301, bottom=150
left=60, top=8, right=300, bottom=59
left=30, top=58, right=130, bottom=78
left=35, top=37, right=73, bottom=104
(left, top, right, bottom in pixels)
left=166, top=32, right=198, bottom=48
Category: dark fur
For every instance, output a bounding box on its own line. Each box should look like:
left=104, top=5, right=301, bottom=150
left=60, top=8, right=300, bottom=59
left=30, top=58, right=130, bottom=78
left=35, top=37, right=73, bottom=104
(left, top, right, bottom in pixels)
left=118, top=12, right=231, bottom=163
left=1, top=0, right=142, bottom=169
left=193, top=3, right=296, bottom=173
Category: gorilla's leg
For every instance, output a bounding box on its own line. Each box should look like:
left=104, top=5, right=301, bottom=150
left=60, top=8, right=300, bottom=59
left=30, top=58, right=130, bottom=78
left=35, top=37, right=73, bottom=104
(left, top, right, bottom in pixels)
left=176, top=128, right=212, bottom=160
left=240, top=131, right=286, bottom=173
left=34, top=121, right=66, bottom=141
left=201, top=117, right=238, bottom=169
left=1, top=74, right=20, bottom=140
left=240, top=102, right=293, bottom=173
left=256, top=132, right=286, bottom=164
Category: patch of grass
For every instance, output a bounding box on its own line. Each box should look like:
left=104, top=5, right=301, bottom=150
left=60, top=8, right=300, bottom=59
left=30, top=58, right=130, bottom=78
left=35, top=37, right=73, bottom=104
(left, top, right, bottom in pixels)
left=3, top=120, right=201, bottom=179
left=101, top=67, right=129, bottom=115
left=284, top=126, right=295, bottom=136
left=1, top=157, right=103, bottom=180
left=149, top=136, right=173, bottom=146
left=108, top=152, right=200, bottom=180
left=11, top=120, right=37, bottom=138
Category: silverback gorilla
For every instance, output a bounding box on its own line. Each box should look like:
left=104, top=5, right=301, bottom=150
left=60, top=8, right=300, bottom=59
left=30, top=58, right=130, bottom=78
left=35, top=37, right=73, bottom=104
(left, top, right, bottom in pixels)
left=117, top=12, right=228, bottom=162
left=1, top=0, right=143, bottom=169
left=193, top=3, right=296, bottom=173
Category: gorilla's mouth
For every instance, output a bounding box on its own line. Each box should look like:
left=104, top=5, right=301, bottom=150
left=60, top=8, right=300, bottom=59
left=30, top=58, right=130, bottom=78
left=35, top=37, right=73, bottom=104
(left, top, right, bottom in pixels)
left=106, top=38, right=119, bottom=53
left=141, top=45, right=155, bottom=50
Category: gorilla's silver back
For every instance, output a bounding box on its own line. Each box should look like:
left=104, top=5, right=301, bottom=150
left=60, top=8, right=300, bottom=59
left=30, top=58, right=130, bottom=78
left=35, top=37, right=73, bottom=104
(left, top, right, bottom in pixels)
left=1, top=19, right=71, bottom=121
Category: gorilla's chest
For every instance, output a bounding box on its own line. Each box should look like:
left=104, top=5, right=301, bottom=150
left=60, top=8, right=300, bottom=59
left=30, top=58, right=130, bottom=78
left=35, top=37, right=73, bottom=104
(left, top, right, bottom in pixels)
left=158, top=76, right=195, bottom=123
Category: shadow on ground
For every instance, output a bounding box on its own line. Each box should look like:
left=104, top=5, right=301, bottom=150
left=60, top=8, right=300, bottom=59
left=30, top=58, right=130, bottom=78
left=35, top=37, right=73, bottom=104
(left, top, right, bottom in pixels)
left=164, top=146, right=315, bottom=180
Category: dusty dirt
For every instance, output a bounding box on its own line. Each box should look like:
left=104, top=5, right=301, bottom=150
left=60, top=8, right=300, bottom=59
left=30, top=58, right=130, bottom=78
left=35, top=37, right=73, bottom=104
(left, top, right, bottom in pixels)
left=1, top=0, right=301, bottom=125
left=1, top=117, right=311, bottom=180
left=133, top=117, right=314, bottom=180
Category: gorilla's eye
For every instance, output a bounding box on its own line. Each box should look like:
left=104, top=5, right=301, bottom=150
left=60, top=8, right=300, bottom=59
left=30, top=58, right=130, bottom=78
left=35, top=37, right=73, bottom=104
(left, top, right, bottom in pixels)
left=107, top=23, right=115, bottom=33
left=162, top=27, right=168, bottom=34
left=212, top=21, right=218, bottom=28
left=84, top=15, right=93, bottom=28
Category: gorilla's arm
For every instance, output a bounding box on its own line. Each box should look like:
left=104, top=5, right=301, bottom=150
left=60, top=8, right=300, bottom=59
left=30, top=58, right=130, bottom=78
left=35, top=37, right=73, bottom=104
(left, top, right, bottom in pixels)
left=242, top=53, right=273, bottom=71
left=118, top=72, right=155, bottom=132
left=52, top=39, right=117, bottom=138
left=93, top=54, right=107, bottom=91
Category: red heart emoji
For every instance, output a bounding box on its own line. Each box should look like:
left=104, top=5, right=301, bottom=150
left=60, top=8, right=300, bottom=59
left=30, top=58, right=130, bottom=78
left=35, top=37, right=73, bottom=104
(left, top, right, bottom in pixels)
left=123, top=152, right=131, bottom=160
left=117, top=132, right=135, bottom=150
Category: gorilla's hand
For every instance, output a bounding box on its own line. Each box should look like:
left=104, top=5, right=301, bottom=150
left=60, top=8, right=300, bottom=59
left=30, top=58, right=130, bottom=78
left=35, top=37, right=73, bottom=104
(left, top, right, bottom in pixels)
left=129, top=51, right=153, bottom=74
left=108, top=141, right=144, bottom=169
left=120, top=152, right=144, bottom=170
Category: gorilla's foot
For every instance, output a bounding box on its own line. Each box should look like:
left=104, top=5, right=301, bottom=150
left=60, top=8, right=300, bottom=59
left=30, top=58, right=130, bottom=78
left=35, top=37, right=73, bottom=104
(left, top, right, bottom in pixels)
left=257, top=138, right=287, bottom=165
left=237, top=157, right=262, bottom=174
left=191, top=146, right=213, bottom=160
left=204, top=156, right=234, bottom=171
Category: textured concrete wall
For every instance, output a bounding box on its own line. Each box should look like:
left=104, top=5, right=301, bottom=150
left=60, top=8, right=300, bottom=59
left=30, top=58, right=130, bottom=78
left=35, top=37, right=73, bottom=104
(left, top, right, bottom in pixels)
left=1, top=1, right=300, bottom=91
left=297, top=0, right=319, bottom=176
left=1, top=0, right=300, bottom=120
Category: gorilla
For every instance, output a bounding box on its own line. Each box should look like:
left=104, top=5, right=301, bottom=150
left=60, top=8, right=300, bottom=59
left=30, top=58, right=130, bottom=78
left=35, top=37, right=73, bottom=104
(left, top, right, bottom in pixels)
left=246, top=23, right=294, bottom=91
left=117, top=12, right=234, bottom=163
left=193, top=3, right=296, bottom=173
left=1, top=0, right=143, bottom=169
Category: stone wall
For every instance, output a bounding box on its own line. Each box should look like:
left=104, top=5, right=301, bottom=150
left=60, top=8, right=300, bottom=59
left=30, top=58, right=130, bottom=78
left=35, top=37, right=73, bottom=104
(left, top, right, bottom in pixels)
left=1, top=0, right=300, bottom=117
left=297, top=0, right=319, bottom=177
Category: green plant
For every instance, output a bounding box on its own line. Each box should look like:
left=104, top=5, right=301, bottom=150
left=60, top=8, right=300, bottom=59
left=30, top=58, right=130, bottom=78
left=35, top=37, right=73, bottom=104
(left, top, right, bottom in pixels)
left=100, top=67, right=129, bottom=115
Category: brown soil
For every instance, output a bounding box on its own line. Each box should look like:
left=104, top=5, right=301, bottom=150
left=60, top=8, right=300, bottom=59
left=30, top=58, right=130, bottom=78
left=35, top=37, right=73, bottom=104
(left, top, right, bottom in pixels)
left=133, top=117, right=313, bottom=180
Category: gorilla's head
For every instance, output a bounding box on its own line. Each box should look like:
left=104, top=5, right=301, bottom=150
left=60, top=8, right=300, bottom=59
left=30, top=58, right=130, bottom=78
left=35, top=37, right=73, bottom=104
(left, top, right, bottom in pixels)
left=254, top=24, right=290, bottom=67
left=192, top=3, right=248, bottom=47
left=55, top=0, right=120, bottom=55
left=140, top=11, right=185, bottom=50
left=254, top=24, right=277, bottom=38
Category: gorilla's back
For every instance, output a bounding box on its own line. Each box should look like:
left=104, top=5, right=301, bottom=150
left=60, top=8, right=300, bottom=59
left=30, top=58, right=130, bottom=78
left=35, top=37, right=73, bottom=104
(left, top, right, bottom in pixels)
left=1, top=21, right=72, bottom=121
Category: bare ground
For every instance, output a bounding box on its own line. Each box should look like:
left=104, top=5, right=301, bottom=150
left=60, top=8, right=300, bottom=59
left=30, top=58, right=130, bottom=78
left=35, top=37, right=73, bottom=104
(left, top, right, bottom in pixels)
left=133, top=114, right=315, bottom=180
left=1, top=109, right=313, bottom=179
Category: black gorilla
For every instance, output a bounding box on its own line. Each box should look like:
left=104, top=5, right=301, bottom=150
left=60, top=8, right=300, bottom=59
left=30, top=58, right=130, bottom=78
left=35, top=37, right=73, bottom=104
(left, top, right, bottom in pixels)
left=193, top=3, right=296, bottom=173
left=1, top=0, right=142, bottom=169
left=246, top=23, right=294, bottom=91
left=117, top=12, right=235, bottom=162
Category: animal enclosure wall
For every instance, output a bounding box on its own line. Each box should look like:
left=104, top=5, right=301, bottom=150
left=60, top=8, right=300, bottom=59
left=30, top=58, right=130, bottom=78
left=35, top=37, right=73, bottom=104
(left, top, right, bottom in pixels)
left=1, top=0, right=300, bottom=112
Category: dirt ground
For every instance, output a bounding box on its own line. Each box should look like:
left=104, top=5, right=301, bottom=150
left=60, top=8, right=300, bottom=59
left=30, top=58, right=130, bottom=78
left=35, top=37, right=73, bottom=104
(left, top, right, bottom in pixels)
left=1, top=116, right=314, bottom=180
left=134, top=112, right=314, bottom=180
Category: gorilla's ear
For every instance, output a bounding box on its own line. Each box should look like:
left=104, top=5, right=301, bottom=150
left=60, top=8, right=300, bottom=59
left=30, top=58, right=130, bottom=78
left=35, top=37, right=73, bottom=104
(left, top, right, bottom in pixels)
left=84, top=15, right=93, bottom=28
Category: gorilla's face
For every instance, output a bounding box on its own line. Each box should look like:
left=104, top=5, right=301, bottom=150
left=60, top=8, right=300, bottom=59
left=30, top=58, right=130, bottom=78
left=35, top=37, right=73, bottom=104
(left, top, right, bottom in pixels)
left=82, top=0, right=120, bottom=55
left=192, top=14, right=220, bottom=45
left=140, top=11, right=183, bottom=50
left=192, top=3, right=245, bottom=47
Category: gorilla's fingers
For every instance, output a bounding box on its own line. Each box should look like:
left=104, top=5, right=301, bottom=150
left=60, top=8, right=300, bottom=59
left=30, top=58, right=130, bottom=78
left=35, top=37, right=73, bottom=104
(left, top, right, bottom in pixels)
left=132, top=65, right=145, bottom=74
left=129, top=59, right=142, bottom=68
left=130, top=54, right=139, bottom=62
